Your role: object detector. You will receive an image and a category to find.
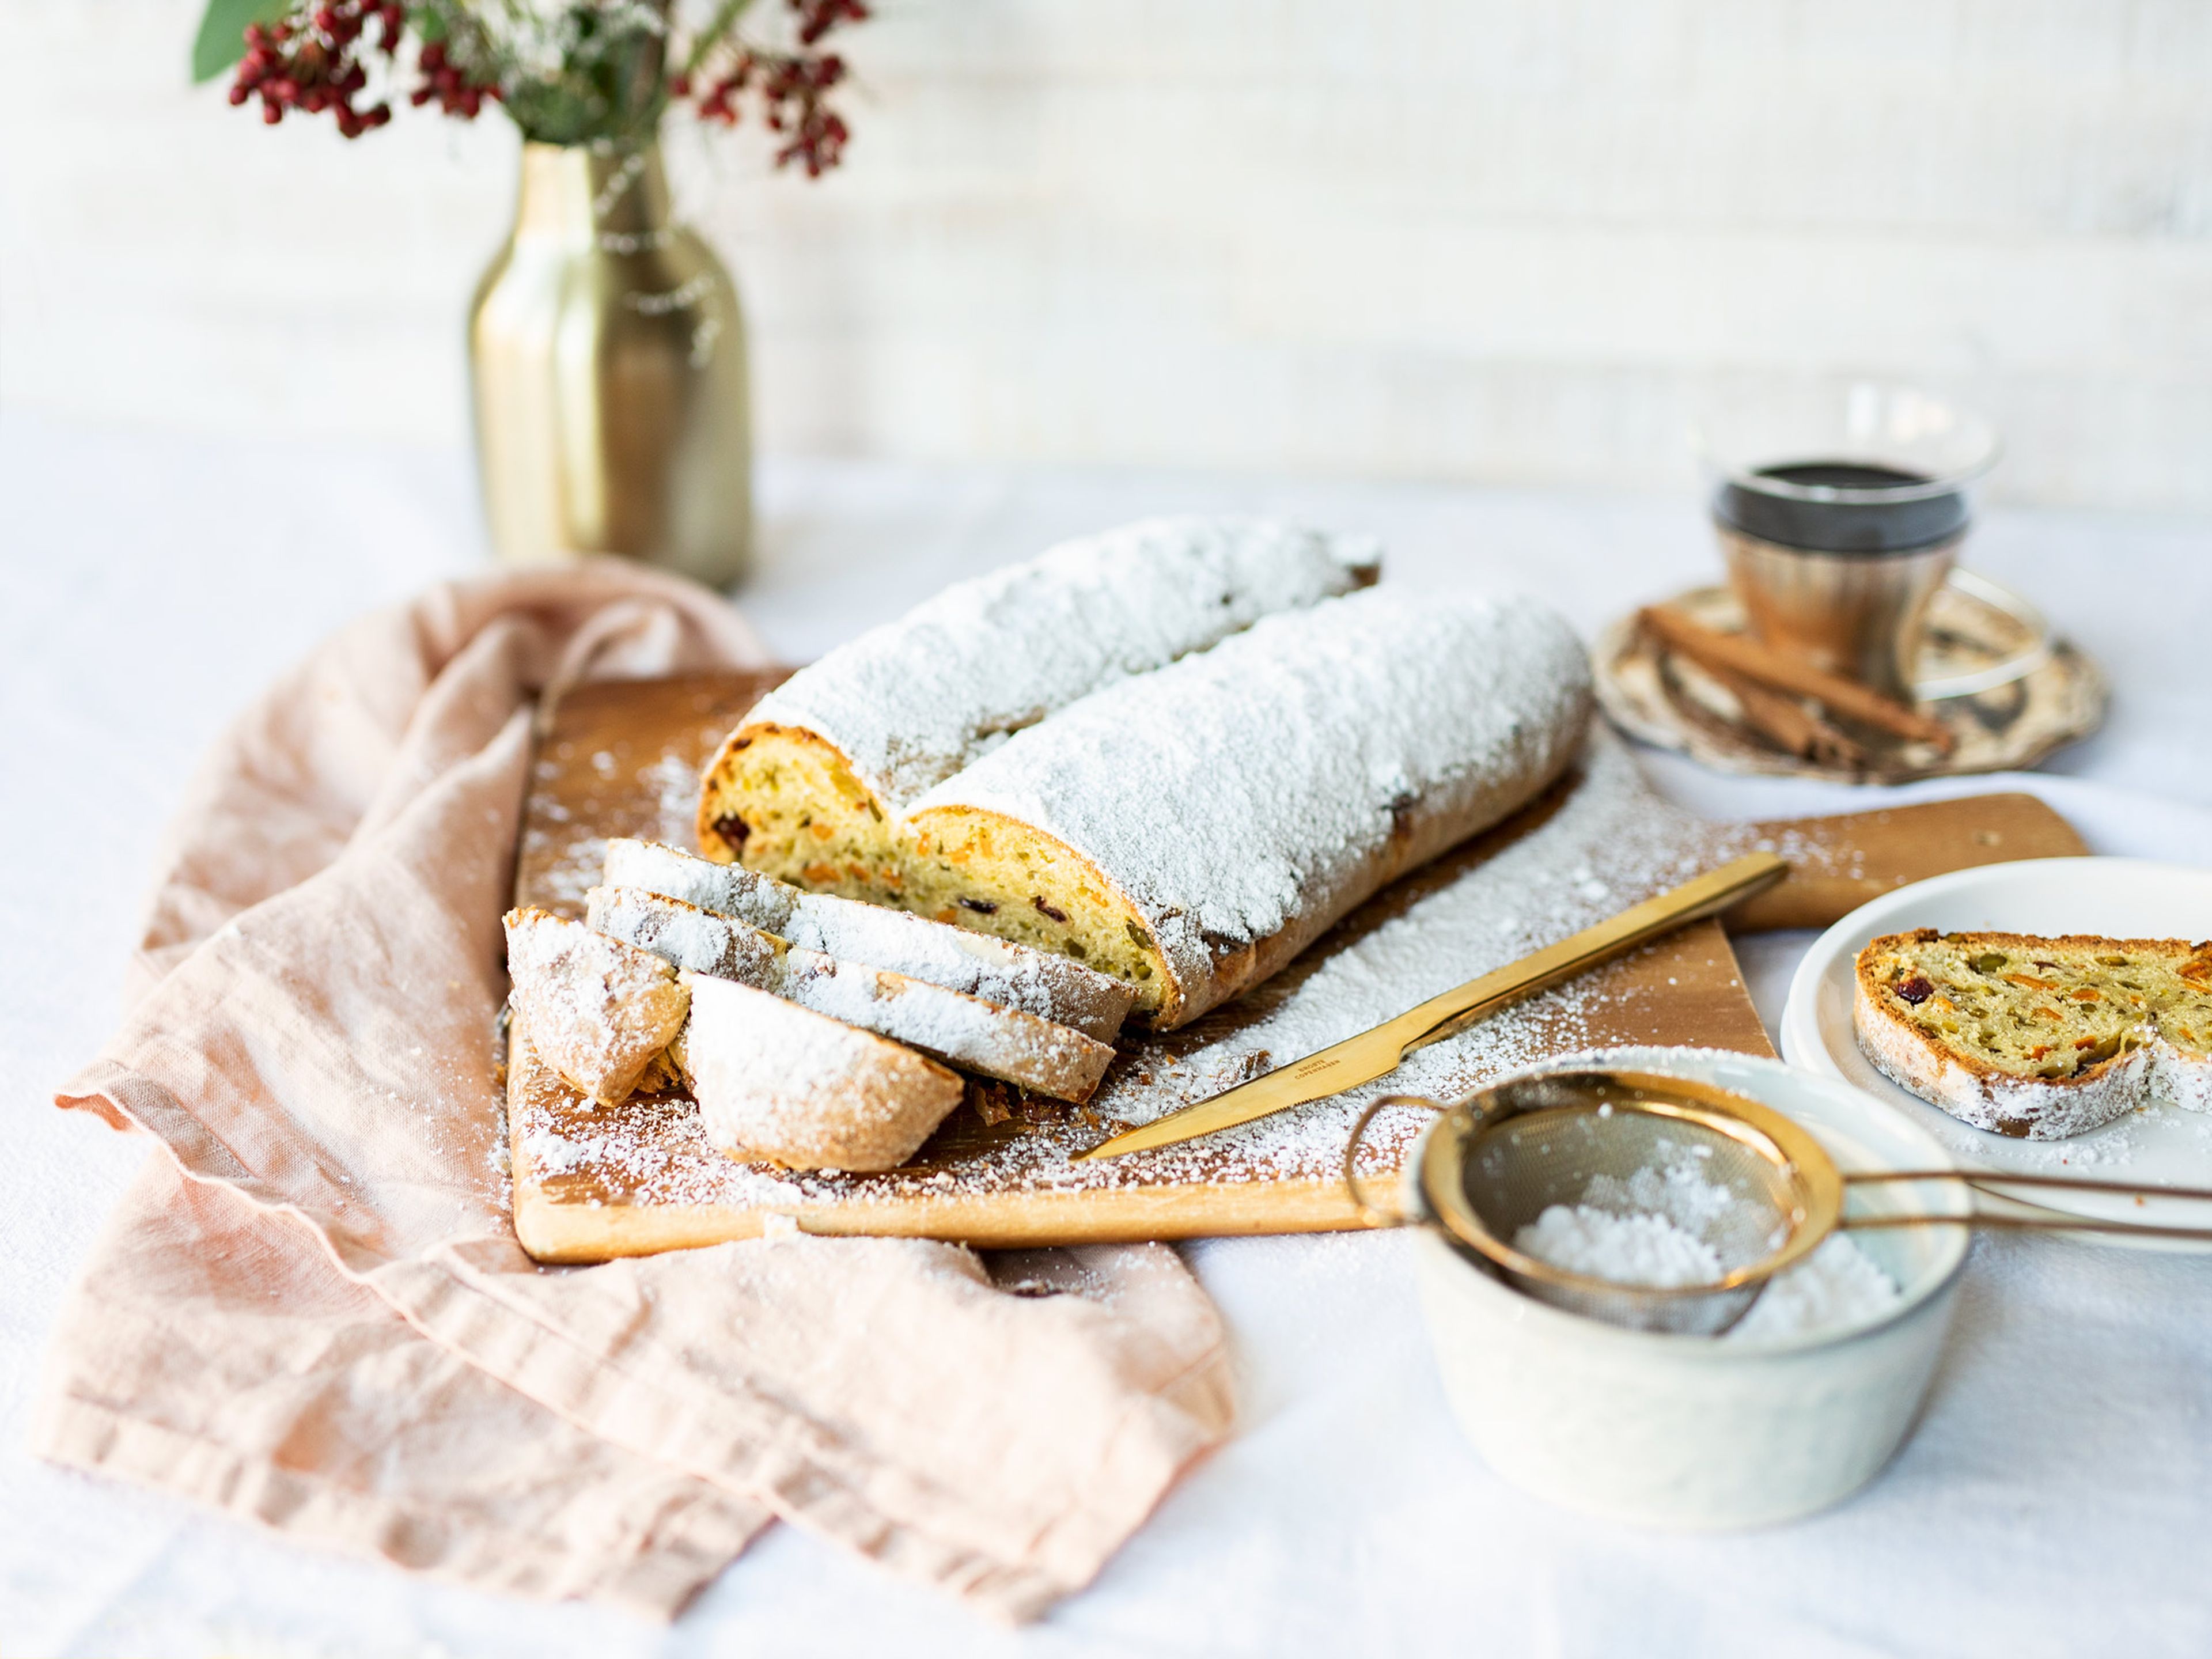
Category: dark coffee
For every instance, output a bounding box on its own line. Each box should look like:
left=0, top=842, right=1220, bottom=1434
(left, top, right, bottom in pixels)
left=1715, top=460, right=1968, bottom=555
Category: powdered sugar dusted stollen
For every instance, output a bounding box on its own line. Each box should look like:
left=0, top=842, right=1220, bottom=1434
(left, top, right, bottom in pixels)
left=603, top=837, right=1136, bottom=1040
left=1853, top=929, right=2212, bottom=1139
left=504, top=907, right=690, bottom=1107
left=672, top=974, right=966, bottom=1171
left=696, top=517, right=1379, bottom=887
left=902, top=586, right=1593, bottom=1028
left=588, top=885, right=1118, bottom=1104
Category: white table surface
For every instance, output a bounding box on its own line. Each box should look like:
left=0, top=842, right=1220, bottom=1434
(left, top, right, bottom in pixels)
left=6, top=405, right=2211, bottom=1658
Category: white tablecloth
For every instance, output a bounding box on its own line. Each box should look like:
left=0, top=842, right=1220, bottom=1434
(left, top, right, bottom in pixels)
left=6, top=407, right=2211, bottom=1657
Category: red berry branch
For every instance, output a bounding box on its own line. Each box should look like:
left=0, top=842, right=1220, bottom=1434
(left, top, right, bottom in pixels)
left=230, top=3, right=393, bottom=135
left=411, top=41, right=495, bottom=119
left=215, top=0, right=866, bottom=172
left=677, top=0, right=869, bottom=176
left=228, top=1, right=499, bottom=136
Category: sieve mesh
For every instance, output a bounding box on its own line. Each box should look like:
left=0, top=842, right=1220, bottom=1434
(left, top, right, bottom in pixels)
left=1421, top=1071, right=1840, bottom=1335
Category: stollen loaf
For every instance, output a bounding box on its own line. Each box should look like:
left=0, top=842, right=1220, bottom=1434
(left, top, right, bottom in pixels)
left=699, top=558, right=1593, bottom=1029
left=698, top=515, right=1377, bottom=873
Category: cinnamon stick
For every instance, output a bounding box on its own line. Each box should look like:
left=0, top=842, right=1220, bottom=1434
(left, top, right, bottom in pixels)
left=1701, top=661, right=1869, bottom=767
left=1639, top=605, right=1955, bottom=752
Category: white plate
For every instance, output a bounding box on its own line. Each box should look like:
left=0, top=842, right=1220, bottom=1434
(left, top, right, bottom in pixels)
left=1779, top=857, right=2212, bottom=1250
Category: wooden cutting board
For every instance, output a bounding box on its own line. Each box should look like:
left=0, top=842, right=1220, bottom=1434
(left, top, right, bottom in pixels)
left=507, top=671, right=2085, bottom=1262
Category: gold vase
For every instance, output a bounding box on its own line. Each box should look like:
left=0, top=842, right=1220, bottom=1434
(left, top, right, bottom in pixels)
left=469, top=138, right=752, bottom=587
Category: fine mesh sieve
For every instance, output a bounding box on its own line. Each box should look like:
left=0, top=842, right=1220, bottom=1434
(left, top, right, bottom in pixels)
left=1349, top=1067, right=2212, bottom=1336
left=1400, top=1071, right=1839, bottom=1335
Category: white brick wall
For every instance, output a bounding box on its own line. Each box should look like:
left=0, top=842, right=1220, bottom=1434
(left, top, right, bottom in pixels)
left=4, top=0, right=2209, bottom=507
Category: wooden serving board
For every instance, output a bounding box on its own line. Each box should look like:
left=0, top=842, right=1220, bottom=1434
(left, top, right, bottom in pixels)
left=507, top=671, right=2085, bottom=1262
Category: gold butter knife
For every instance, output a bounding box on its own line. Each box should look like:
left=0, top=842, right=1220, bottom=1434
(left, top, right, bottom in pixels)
left=1072, top=851, right=1787, bottom=1161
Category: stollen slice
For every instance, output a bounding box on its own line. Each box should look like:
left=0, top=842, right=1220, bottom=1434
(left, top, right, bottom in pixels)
left=502, top=907, right=689, bottom=1107
left=587, top=885, right=1118, bottom=1104
left=1854, top=927, right=2212, bottom=1139
left=601, top=837, right=1135, bottom=1041
left=674, top=972, right=965, bottom=1172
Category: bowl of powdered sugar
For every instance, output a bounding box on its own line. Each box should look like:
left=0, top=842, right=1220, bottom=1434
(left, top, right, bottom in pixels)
left=1406, top=1046, right=1969, bottom=1529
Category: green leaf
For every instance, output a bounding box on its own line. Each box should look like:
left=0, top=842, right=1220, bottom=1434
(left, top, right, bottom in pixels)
left=192, top=0, right=290, bottom=84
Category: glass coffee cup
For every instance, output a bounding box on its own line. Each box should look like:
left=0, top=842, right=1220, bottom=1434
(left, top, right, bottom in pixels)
left=1694, top=384, right=2001, bottom=704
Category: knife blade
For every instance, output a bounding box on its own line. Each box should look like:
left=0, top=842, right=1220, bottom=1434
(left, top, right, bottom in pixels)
left=1071, top=850, right=1786, bottom=1161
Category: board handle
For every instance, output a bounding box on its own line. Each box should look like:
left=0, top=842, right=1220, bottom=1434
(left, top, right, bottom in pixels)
left=1724, top=792, right=2085, bottom=933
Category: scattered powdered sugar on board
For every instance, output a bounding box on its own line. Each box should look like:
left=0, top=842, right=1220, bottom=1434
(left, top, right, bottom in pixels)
left=648, top=750, right=702, bottom=826
left=1706, top=819, right=1870, bottom=885
left=513, top=726, right=1754, bottom=1213
left=517, top=781, right=604, bottom=916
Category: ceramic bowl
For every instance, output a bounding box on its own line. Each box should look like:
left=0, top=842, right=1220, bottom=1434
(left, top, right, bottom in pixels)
left=1408, top=1046, right=1969, bottom=1529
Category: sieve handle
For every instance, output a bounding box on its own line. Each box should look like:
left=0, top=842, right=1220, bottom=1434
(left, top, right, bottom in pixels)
left=1342, top=1094, right=1450, bottom=1227
left=1840, top=1169, right=2212, bottom=1243
left=1847, top=1169, right=2212, bottom=1203
left=1841, top=1213, right=2212, bottom=1243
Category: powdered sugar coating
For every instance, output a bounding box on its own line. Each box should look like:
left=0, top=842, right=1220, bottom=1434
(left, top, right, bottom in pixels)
left=603, top=836, right=798, bottom=934
left=742, top=516, right=1380, bottom=810
left=911, top=586, right=1593, bottom=1016
left=2149, top=1042, right=2212, bottom=1113
left=603, top=836, right=1135, bottom=1040
left=777, top=952, right=1114, bottom=1104
left=783, top=897, right=1135, bottom=1042
left=502, top=907, right=688, bottom=1107
left=677, top=972, right=963, bottom=1171
left=585, top=884, right=783, bottom=984
left=589, top=885, right=1115, bottom=1101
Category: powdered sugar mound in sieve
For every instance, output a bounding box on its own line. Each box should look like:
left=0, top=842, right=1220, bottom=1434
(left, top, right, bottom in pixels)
left=1510, top=1148, right=1903, bottom=1341
left=1513, top=1204, right=1725, bottom=1287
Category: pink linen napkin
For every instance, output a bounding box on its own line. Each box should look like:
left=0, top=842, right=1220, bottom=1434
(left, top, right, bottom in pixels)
left=37, top=563, right=1233, bottom=1621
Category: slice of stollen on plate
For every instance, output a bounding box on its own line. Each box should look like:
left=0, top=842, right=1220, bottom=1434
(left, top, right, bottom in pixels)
left=672, top=972, right=967, bottom=1172
left=1854, top=927, right=2212, bottom=1139
left=586, top=884, right=1116, bottom=1104
left=502, top=907, right=689, bottom=1107
left=600, top=836, right=1135, bottom=1041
